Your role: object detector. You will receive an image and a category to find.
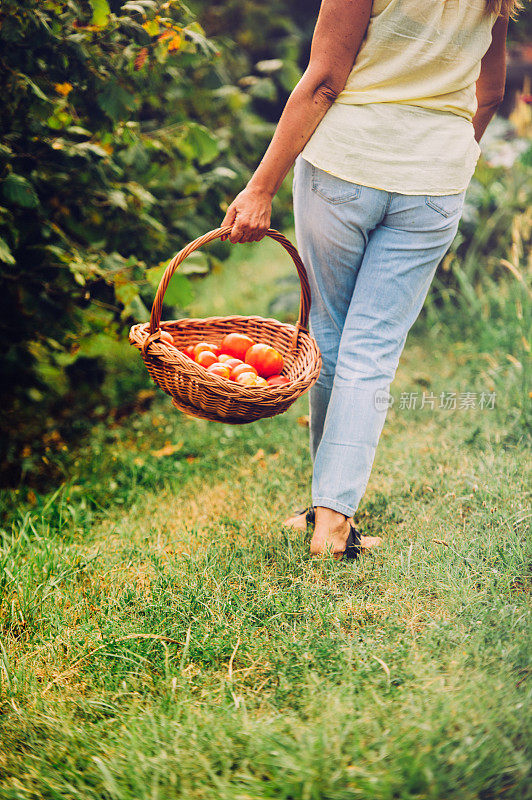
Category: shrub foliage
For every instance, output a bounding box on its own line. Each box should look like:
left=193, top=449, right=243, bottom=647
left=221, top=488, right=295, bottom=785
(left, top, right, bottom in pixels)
left=0, top=0, right=282, bottom=477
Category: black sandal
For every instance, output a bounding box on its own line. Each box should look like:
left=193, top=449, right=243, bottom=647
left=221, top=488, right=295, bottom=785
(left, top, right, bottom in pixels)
left=292, top=509, right=361, bottom=560
left=293, top=506, right=316, bottom=526
left=342, top=524, right=362, bottom=560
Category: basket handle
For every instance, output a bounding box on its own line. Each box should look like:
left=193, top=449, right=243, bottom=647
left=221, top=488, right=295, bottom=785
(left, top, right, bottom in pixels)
left=148, top=227, right=312, bottom=342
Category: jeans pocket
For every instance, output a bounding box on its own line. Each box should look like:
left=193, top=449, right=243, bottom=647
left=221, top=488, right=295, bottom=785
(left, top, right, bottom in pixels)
left=311, top=164, right=361, bottom=204
left=425, top=192, right=465, bottom=218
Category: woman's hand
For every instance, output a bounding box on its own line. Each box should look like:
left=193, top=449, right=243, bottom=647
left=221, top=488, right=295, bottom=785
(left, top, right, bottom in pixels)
left=221, top=185, right=273, bottom=243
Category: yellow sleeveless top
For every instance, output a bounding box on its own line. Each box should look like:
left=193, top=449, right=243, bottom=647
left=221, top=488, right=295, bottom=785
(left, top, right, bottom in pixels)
left=301, top=0, right=498, bottom=195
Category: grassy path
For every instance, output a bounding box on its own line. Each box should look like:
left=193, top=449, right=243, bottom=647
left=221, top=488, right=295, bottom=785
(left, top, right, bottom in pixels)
left=1, top=235, right=530, bottom=799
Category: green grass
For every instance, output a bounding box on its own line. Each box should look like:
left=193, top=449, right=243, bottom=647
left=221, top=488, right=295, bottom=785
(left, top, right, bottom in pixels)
left=0, top=233, right=530, bottom=799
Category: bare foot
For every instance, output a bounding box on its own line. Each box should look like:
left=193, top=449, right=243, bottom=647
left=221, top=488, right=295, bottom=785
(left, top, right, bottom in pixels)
left=284, top=506, right=382, bottom=554
left=360, top=534, right=382, bottom=551
left=283, top=510, right=310, bottom=531
left=311, top=507, right=382, bottom=558
left=310, top=507, right=351, bottom=558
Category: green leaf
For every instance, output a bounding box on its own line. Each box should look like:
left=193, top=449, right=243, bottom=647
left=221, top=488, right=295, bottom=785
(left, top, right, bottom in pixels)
left=90, top=0, right=110, bottom=27
left=107, top=190, right=128, bottom=210
left=164, top=274, right=193, bottom=307
left=97, top=81, right=137, bottom=122
left=183, top=22, right=217, bottom=56
left=249, top=77, right=277, bottom=102
left=279, top=61, right=302, bottom=93
left=46, top=110, right=73, bottom=130
left=146, top=265, right=193, bottom=307
left=142, top=19, right=160, bottom=36
left=255, top=59, right=283, bottom=75
left=44, top=244, right=69, bottom=261
left=518, top=144, right=532, bottom=168
left=2, top=174, right=39, bottom=208
left=0, top=236, right=15, bottom=265
left=67, top=126, right=93, bottom=137
left=0, top=143, right=13, bottom=162
left=126, top=182, right=156, bottom=206
left=146, top=263, right=166, bottom=286
left=73, top=142, right=109, bottom=158
left=120, top=142, right=149, bottom=169
left=213, top=166, right=238, bottom=181
left=115, top=282, right=139, bottom=308
left=122, top=2, right=147, bottom=15
left=128, top=294, right=149, bottom=322
left=141, top=213, right=165, bottom=233
left=179, top=123, right=219, bottom=166
left=179, top=251, right=209, bottom=276
left=20, top=75, right=50, bottom=102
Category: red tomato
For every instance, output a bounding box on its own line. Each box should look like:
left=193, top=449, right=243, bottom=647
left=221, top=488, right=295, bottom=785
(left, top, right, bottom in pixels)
left=160, top=330, right=175, bottom=345
left=230, top=363, right=257, bottom=380
left=245, top=344, right=284, bottom=378
left=221, top=333, right=255, bottom=360
left=266, top=375, right=290, bottom=386
left=194, top=342, right=218, bottom=360
left=207, top=363, right=231, bottom=379
left=196, top=350, right=218, bottom=368
left=253, top=377, right=269, bottom=388
left=183, top=345, right=196, bottom=358
left=222, top=358, right=242, bottom=371
left=235, top=371, right=257, bottom=387
left=218, top=354, right=242, bottom=366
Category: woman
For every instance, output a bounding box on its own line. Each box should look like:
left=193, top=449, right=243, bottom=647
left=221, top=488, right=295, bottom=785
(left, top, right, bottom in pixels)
left=221, top=0, right=514, bottom=558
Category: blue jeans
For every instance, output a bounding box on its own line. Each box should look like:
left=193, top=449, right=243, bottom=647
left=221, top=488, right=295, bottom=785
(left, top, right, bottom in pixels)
left=293, top=156, right=465, bottom=517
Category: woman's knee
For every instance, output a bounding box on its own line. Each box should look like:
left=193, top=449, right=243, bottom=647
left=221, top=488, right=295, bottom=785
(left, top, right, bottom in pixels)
left=335, top=331, right=404, bottom=386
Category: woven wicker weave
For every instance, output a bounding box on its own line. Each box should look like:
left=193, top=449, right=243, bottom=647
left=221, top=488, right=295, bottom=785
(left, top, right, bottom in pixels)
left=129, top=226, right=321, bottom=424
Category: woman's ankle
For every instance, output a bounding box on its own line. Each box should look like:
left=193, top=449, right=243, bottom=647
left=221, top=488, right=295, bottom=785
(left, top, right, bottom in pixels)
left=314, top=506, right=348, bottom=527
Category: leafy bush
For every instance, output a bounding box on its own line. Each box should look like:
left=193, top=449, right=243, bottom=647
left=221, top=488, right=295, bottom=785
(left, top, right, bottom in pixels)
left=0, top=0, right=279, bottom=482
left=425, top=153, right=531, bottom=439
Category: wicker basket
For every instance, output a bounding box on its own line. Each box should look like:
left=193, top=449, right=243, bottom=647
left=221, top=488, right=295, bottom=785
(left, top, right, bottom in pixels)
left=129, top=226, right=321, bottom=424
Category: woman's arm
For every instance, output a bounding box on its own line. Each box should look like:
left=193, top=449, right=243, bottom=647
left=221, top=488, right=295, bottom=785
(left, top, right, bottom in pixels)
left=473, top=12, right=509, bottom=143
left=221, top=0, right=372, bottom=243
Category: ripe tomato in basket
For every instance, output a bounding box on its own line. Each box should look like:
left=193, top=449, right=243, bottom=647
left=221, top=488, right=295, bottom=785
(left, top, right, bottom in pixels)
left=160, top=330, right=175, bottom=345
left=194, top=342, right=218, bottom=360
left=267, top=375, right=290, bottom=386
left=196, top=350, right=218, bottom=368
left=180, top=345, right=195, bottom=359
left=218, top=355, right=243, bottom=370
left=235, top=371, right=257, bottom=386
left=207, top=363, right=231, bottom=379
left=221, top=333, right=255, bottom=361
left=224, top=358, right=243, bottom=373
left=231, top=363, right=257, bottom=380
left=245, top=344, right=284, bottom=378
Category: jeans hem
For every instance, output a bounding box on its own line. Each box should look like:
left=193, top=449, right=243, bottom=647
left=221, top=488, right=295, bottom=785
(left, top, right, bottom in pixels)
left=311, top=497, right=356, bottom=517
